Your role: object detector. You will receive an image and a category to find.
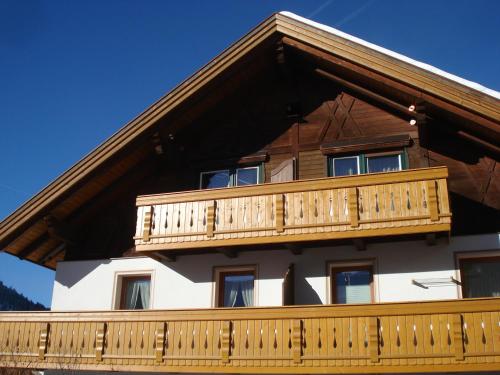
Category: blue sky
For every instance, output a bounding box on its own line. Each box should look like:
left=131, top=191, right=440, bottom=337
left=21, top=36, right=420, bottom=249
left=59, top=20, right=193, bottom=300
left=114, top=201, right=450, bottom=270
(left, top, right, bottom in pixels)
left=0, top=0, right=499, bottom=308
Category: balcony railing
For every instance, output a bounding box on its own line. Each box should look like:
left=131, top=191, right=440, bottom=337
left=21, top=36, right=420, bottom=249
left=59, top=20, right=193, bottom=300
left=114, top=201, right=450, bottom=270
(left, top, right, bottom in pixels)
left=134, top=167, right=451, bottom=252
left=1, top=298, right=499, bottom=373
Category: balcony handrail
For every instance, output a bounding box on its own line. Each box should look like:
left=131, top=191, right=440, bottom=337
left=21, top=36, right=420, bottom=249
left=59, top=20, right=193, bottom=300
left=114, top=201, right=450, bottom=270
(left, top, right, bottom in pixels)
left=136, top=167, right=448, bottom=206
left=0, top=297, right=496, bottom=322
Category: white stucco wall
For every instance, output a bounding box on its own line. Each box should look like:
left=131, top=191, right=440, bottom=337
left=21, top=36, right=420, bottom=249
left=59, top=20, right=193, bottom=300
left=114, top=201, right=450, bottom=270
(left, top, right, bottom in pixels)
left=51, top=233, right=500, bottom=310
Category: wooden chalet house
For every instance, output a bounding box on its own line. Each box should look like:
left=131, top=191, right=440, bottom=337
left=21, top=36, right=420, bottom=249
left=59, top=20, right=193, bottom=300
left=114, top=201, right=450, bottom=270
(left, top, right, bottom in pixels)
left=1, top=12, right=499, bottom=374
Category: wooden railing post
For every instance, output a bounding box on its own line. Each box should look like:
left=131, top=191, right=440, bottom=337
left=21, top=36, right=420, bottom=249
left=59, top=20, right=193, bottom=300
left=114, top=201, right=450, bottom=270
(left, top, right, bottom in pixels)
left=142, top=206, right=154, bottom=241
left=452, top=314, right=465, bottom=361
left=38, top=322, right=49, bottom=360
left=426, top=180, right=439, bottom=221
left=368, top=317, right=379, bottom=363
left=155, top=322, right=166, bottom=363
left=95, top=322, right=106, bottom=362
left=275, top=194, right=285, bottom=233
left=348, top=187, right=359, bottom=227
left=221, top=321, right=231, bottom=363
left=292, top=319, right=302, bottom=364
left=206, top=201, right=216, bottom=238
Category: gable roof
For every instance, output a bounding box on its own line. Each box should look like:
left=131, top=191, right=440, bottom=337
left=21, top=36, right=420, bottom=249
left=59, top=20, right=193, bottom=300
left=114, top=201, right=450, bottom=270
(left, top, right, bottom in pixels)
left=1, top=11, right=499, bottom=268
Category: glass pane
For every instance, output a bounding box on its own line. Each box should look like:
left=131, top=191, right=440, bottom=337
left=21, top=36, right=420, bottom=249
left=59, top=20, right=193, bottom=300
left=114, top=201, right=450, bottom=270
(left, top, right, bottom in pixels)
left=223, top=274, right=254, bottom=307
left=236, top=168, right=258, bottom=186
left=462, top=259, right=500, bottom=298
left=124, top=279, right=150, bottom=310
left=201, top=170, right=230, bottom=189
left=367, top=155, right=401, bottom=173
left=334, top=270, right=371, bottom=304
left=333, top=157, right=359, bottom=176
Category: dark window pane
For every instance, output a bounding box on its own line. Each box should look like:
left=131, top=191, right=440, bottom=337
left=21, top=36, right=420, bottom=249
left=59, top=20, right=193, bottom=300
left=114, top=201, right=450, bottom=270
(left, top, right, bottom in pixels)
left=201, top=170, right=230, bottom=189
left=123, top=278, right=150, bottom=310
left=223, top=274, right=254, bottom=307
left=367, top=155, right=401, bottom=173
left=236, top=168, right=258, bottom=186
left=334, top=270, right=371, bottom=304
left=332, top=157, right=359, bottom=177
left=462, top=259, right=500, bottom=298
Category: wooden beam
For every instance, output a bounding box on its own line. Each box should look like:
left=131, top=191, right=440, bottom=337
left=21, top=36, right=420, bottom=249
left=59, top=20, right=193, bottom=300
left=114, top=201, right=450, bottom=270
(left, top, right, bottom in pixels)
left=425, top=233, right=437, bottom=246
left=16, top=232, right=50, bottom=259
left=150, top=251, right=176, bottom=263
left=315, top=68, right=412, bottom=116
left=286, top=244, right=302, bottom=255
left=37, top=242, right=66, bottom=265
left=353, top=238, right=366, bottom=251
left=217, top=247, right=238, bottom=258
left=44, top=214, right=77, bottom=246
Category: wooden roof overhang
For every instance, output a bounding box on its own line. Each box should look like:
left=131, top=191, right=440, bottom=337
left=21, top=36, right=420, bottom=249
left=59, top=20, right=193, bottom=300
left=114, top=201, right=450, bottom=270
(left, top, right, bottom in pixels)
left=1, top=12, right=499, bottom=268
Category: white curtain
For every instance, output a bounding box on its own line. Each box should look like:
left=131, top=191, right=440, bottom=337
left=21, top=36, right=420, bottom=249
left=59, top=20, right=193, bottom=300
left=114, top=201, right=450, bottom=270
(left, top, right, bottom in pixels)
left=240, top=280, right=254, bottom=307
left=224, top=280, right=239, bottom=307
left=125, top=279, right=150, bottom=309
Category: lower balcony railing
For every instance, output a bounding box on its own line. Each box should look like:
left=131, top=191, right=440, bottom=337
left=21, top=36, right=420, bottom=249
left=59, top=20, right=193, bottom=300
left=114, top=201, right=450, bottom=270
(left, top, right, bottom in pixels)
left=1, top=298, right=499, bottom=373
left=134, top=167, right=451, bottom=252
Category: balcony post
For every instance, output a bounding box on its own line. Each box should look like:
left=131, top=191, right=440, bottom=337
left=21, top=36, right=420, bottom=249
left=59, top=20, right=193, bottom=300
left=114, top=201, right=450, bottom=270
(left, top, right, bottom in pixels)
left=276, top=194, right=285, bottom=233
left=155, top=322, right=166, bottom=363
left=207, top=201, right=216, bottom=238
left=142, top=206, right=153, bottom=241
left=221, top=321, right=232, bottom=363
left=95, top=322, right=106, bottom=362
left=368, top=317, right=379, bottom=363
left=348, top=187, right=359, bottom=227
left=452, top=314, right=465, bottom=361
left=426, top=180, right=439, bottom=221
left=38, top=322, right=49, bottom=360
left=292, top=319, right=302, bottom=364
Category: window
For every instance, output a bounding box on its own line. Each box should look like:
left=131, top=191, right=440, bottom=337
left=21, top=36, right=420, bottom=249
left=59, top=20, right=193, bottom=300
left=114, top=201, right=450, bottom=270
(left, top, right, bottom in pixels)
left=328, top=151, right=406, bottom=177
left=215, top=267, right=256, bottom=307
left=119, top=275, right=151, bottom=310
left=200, top=166, right=261, bottom=189
left=459, top=257, right=500, bottom=298
left=330, top=263, right=374, bottom=304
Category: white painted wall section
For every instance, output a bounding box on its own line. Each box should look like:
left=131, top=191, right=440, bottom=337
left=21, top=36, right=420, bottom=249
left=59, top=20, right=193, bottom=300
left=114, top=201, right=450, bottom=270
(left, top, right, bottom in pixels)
left=51, top=233, right=499, bottom=310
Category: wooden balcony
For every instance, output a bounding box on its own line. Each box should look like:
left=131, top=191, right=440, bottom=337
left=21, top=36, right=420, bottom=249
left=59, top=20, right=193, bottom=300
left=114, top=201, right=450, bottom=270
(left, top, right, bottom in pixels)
left=134, top=167, right=451, bottom=252
left=1, top=298, right=499, bottom=373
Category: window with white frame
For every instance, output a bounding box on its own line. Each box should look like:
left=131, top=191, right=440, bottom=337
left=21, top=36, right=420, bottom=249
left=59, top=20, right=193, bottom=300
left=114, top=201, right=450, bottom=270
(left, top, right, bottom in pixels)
left=328, top=151, right=406, bottom=177
left=200, top=166, right=261, bottom=189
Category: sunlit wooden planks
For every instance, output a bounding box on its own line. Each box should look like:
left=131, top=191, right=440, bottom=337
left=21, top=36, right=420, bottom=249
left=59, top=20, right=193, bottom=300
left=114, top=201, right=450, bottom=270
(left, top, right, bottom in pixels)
left=134, top=167, right=451, bottom=252
left=1, top=298, right=499, bottom=373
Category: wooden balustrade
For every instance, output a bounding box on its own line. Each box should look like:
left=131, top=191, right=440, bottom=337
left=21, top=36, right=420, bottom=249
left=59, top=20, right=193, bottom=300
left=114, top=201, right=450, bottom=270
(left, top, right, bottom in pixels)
left=0, top=298, right=499, bottom=373
left=134, top=167, right=451, bottom=252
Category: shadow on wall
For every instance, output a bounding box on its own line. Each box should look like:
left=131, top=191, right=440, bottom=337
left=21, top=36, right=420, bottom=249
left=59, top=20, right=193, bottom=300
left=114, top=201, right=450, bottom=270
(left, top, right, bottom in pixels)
left=55, top=259, right=111, bottom=288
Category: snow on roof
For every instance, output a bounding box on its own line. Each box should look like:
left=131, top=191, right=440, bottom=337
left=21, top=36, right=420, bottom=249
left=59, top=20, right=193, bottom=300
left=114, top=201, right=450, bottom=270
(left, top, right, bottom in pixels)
left=279, top=11, right=500, bottom=100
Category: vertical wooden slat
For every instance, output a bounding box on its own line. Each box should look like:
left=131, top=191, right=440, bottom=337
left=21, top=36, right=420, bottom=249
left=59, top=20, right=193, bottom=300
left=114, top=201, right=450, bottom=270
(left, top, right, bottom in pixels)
left=142, top=206, right=153, bottom=241
left=368, top=317, right=379, bottom=363
left=292, top=319, right=302, bottom=364
left=275, top=194, right=285, bottom=233
left=348, top=187, right=359, bottom=227
left=452, top=314, right=464, bottom=361
left=221, top=320, right=231, bottom=363
left=426, top=180, right=439, bottom=221
left=206, top=201, right=216, bottom=238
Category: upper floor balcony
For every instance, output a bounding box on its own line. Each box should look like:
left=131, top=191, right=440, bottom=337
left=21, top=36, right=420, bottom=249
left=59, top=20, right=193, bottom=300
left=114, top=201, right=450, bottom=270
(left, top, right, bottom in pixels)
left=134, top=167, right=451, bottom=253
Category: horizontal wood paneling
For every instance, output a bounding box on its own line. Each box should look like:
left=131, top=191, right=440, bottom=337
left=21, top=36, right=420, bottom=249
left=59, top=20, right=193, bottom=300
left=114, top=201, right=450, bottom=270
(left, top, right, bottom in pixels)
left=1, top=298, right=499, bottom=373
